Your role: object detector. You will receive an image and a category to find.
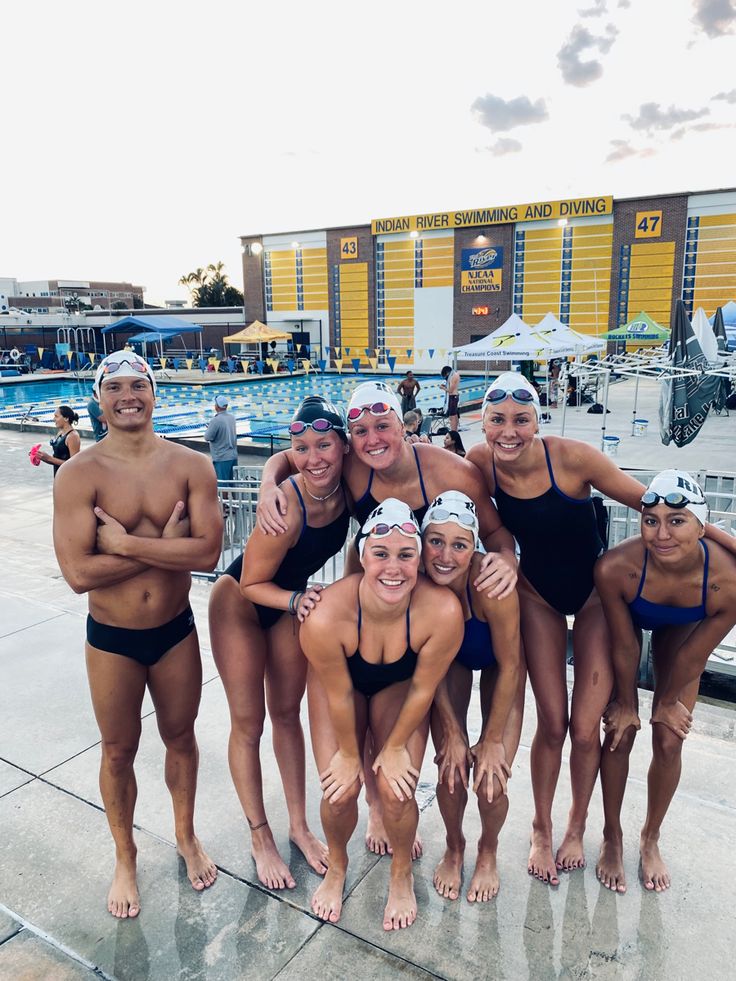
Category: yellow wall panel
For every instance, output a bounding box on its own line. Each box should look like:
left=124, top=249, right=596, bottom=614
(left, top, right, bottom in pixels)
left=699, top=213, right=736, bottom=227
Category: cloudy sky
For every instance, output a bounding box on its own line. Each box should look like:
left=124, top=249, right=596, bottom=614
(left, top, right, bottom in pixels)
left=2, top=0, right=735, bottom=304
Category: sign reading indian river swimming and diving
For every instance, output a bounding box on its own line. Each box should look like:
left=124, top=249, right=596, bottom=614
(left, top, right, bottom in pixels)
left=461, top=247, right=503, bottom=294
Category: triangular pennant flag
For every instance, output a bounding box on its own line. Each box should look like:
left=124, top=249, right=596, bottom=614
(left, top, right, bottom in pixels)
left=287, top=359, right=295, bottom=373
left=428, top=348, right=435, bottom=358
left=351, top=358, right=361, bottom=373
left=368, top=357, right=379, bottom=370
left=439, top=348, right=447, bottom=358
left=295, top=344, right=302, bottom=354
left=345, top=348, right=351, bottom=356
left=415, top=349, right=424, bottom=358
left=364, top=348, right=372, bottom=358
left=37, top=347, right=44, bottom=359
left=385, top=349, right=391, bottom=358
left=334, top=348, right=341, bottom=359
left=334, top=358, right=344, bottom=373
left=255, top=360, right=264, bottom=373
left=160, top=357, right=167, bottom=369
left=301, top=359, right=311, bottom=373
left=185, top=358, right=193, bottom=370
left=324, top=346, right=331, bottom=356
left=387, top=356, right=397, bottom=373
left=212, top=359, right=220, bottom=372
left=318, top=359, right=327, bottom=372
left=406, top=349, right=412, bottom=359
left=88, top=352, right=96, bottom=363
left=268, top=358, right=279, bottom=373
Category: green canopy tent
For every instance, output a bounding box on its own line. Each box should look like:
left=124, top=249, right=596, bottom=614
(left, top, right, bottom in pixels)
left=602, top=311, right=670, bottom=345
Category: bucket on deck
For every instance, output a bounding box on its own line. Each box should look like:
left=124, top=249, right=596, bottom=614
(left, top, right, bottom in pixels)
left=633, top=418, right=649, bottom=436
left=603, top=435, right=620, bottom=456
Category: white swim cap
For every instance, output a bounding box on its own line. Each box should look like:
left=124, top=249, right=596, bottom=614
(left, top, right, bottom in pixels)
left=421, top=490, right=479, bottom=547
left=483, top=371, right=539, bottom=415
left=358, top=497, right=422, bottom=558
left=94, top=350, right=157, bottom=396
left=642, top=470, right=708, bottom=527
left=347, top=381, right=403, bottom=423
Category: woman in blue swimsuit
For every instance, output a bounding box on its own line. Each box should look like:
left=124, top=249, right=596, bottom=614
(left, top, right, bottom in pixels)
left=208, top=397, right=350, bottom=892
left=594, top=470, right=736, bottom=893
left=300, top=499, right=464, bottom=931
left=420, top=492, right=523, bottom=904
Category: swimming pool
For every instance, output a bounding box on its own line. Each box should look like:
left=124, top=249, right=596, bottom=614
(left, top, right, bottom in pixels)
left=0, top=374, right=488, bottom=439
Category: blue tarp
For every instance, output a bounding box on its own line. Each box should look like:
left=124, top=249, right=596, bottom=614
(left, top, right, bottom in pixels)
left=101, top=315, right=203, bottom=335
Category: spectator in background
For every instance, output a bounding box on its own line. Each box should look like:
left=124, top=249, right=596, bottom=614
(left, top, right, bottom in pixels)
left=443, top=431, right=466, bottom=457
left=87, top=395, right=107, bottom=441
left=204, top=394, right=238, bottom=482
left=37, top=405, right=81, bottom=476
left=403, top=410, right=430, bottom=444
left=440, top=366, right=460, bottom=432
left=397, top=371, right=421, bottom=415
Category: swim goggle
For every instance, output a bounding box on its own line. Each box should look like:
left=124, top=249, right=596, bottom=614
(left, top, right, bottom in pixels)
left=99, top=357, right=151, bottom=377
left=365, top=521, right=421, bottom=539
left=288, top=418, right=344, bottom=436
left=347, top=401, right=393, bottom=422
left=641, top=491, right=706, bottom=509
left=423, top=506, right=477, bottom=528
left=483, top=387, right=536, bottom=406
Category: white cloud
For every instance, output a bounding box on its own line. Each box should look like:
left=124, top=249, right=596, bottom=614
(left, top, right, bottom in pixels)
left=557, top=23, right=619, bottom=85
left=712, top=88, right=736, bottom=101
left=470, top=94, right=549, bottom=132
left=623, top=101, right=710, bottom=131
left=691, top=0, right=736, bottom=38
left=605, top=139, right=656, bottom=162
left=484, top=138, right=523, bottom=156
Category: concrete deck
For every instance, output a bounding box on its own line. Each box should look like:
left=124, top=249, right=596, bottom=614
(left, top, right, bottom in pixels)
left=1, top=377, right=735, bottom=980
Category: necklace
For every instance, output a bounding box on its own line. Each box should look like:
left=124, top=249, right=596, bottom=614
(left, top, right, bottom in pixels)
left=304, top=482, right=341, bottom=502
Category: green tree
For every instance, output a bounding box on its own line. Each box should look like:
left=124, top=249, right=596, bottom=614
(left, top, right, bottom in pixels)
left=178, top=262, right=243, bottom=307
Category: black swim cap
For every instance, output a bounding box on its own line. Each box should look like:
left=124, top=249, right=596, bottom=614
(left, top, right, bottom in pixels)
left=291, top=396, right=347, bottom=441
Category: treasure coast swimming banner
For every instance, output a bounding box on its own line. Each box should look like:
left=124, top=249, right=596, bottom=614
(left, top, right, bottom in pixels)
left=461, top=246, right=503, bottom=293
left=371, top=196, right=613, bottom=235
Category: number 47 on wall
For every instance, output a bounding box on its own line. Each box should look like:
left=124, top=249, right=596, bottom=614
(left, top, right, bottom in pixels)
left=635, top=211, right=662, bottom=238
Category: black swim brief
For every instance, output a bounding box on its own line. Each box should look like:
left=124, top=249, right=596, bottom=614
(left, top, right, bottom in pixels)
left=86, top=606, right=196, bottom=667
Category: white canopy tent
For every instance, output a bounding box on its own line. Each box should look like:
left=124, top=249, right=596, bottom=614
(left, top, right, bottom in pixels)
left=692, top=307, right=720, bottom=364
left=534, top=312, right=605, bottom=355
left=450, top=313, right=555, bottom=360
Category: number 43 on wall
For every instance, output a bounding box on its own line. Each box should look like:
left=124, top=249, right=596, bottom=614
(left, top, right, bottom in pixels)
left=635, top=211, right=662, bottom=238
left=341, top=237, right=358, bottom=258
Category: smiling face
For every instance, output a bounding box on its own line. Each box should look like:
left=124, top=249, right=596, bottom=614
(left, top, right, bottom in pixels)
left=348, top=410, right=404, bottom=471
left=290, top=429, right=347, bottom=490
left=422, top=522, right=475, bottom=587
left=360, top=529, right=420, bottom=603
left=98, top=375, right=155, bottom=431
left=640, top=504, right=704, bottom=561
left=53, top=408, right=65, bottom=428
left=482, top=399, right=538, bottom=461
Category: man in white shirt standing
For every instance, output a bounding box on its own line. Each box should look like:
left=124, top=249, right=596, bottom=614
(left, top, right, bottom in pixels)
left=204, top=394, right=238, bottom=482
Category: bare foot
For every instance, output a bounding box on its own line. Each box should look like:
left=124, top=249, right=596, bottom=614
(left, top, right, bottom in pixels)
left=108, top=856, right=140, bottom=919
left=383, top=869, right=416, bottom=931
left=467, top=846, right=500, bottom=903
left=290, top=827, right=329, bottom=877
left=640, top=835, right=670, bottom=892
left=177, top=835, right=218, bottom=891
left=596, top=835, right=626, bottom=893
left=311, top=866, right=346, bottom=923
left=528, top=829, right=560, bottom=886
left=365, top=808, right=423, bottom=860
left=555, top=827, right=586, bottom=872
left=433, top=846, right=464, bottom=900
left=250, top=826, right=296, bottom=890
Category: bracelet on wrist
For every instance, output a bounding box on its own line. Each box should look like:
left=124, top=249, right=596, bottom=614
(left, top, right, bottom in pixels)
left=288, top=590, right=304, bottom=615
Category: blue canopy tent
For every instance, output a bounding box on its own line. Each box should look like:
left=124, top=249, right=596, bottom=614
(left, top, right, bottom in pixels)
left=100, top=316, right=204, bottom=359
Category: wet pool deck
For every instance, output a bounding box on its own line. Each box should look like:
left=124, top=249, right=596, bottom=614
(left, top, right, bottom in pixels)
left=0, top=376, right=735, bottom=980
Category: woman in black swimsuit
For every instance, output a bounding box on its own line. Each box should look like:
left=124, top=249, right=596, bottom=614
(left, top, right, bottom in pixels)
left=208, top=397, right=350, bottom=891
left=38, top=405, right=81, bottom=474
left=300, top=499, right=463, bottom=931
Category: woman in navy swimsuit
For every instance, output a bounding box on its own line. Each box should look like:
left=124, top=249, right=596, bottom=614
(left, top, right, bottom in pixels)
left=300, top=499, right=463, bottom=931
left=594, top=470, right=736, bottom=893
left=208, top=397, right=350, bottom=892
left=420, top=492, right=523, bottom=904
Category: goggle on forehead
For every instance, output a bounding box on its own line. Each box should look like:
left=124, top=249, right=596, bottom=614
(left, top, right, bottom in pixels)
left=347, top=401, right=393, bottom=422
left=100, top=357, right=150, bottom=377
left=366, top=521, right=420, bottom=539
left=641, top=491, right=706, bottom=510
left=484, top=387, right=536, bottom=406
left=424, top=507, right=477, bottom=528
left=288, top=418, right=343, bottom=436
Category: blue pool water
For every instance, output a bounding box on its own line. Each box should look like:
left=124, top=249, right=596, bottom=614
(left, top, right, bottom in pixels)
left=0, top=373, right=488, bottom=438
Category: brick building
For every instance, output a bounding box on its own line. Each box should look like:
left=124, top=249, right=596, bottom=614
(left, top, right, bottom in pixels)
left=2, top=278, right=145, bottom=313
left=240, top=186, right=736, bottom=368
